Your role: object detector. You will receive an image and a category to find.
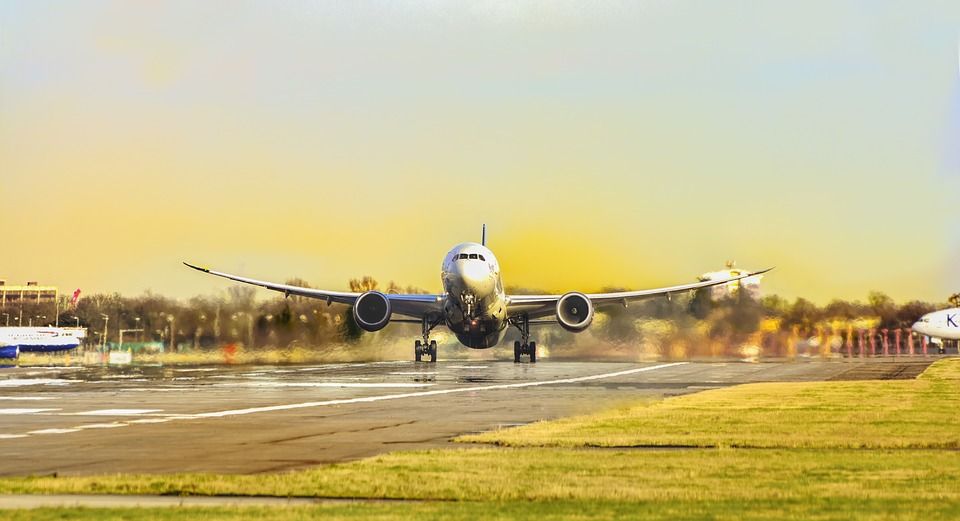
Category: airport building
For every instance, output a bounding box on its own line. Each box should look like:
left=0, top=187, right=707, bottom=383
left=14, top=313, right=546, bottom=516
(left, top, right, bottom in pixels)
left=0, top=280, right=58, bottom=306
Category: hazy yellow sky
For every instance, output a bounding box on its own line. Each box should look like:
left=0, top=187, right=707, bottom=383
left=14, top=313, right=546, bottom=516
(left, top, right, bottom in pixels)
left=2, top=1, right=959, bottom=303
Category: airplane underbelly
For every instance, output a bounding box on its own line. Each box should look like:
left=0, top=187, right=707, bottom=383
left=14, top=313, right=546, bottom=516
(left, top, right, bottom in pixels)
left=454, top=325, right=505, bottom=349
left=445, top=312, right=506, bottom=349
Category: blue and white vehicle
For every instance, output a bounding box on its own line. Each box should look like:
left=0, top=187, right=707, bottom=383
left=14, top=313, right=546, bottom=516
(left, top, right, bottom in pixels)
left=0, top=327, right=85, bottom=358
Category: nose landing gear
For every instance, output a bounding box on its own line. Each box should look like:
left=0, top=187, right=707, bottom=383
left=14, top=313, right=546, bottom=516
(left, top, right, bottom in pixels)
left=511, top=315, right=537, bottom=363
left=415, top=340, right=437, bottom=362
left=415, top=317, right=438, bottom=363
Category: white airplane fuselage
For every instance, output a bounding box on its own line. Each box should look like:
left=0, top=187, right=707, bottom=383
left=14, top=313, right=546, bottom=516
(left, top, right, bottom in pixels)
left=441, top=242, right=507, bottom=349
left=912, top=308, right=960, bottom=343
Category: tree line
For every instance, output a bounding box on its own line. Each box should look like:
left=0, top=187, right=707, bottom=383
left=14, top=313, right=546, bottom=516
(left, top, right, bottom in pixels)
left=2, top=279, right=955, bottom=357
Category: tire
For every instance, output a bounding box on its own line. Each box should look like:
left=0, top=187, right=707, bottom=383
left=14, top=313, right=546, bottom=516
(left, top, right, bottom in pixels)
left=514, top=341, right=521, bottom=363
left=529, top=341, right=537, bottom=363
left=415, top=340, right=422, bottom=362
left=429, top=341, right=438, bottom=363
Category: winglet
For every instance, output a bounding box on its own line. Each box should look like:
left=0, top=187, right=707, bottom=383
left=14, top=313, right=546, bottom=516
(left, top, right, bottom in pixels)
left=183, top=261, right=211, bottom=273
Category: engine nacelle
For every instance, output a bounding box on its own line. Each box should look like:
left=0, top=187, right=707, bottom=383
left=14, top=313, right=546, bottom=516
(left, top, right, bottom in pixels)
left=352, top=291, right=392, bottom=332
left=556, top=292, right=594, bottom=332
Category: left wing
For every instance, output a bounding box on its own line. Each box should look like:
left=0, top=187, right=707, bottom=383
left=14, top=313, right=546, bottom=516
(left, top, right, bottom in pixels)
left=507, top=267, right=773, bottom=319
left=183, top=262, right=443, bottom=319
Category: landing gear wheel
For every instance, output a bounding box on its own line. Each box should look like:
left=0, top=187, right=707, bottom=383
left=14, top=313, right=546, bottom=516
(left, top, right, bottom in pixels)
left=429, top=340, right=438, bottom=363
left=510, top=315, right=539, bottom=363
left=414, top=340, right=423, bottom=362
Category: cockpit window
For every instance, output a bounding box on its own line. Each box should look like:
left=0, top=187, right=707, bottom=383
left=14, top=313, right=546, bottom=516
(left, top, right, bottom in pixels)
left=478, top=254, right=485, bottom=261
left=469, top=253, right=478, bottom=259
left=458, top=253, right=469, bottom=260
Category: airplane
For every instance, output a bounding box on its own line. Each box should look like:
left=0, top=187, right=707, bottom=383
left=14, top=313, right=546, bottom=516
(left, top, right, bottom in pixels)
left=912, top=307, right=960, bottom=354
left=0, top=327, right=83, bottom=359
left=185, top=226, right=772, bottom=363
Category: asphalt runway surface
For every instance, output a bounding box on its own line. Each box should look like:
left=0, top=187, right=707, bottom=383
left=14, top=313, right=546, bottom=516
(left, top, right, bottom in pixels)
left=0, top=357, right=936, bottom=476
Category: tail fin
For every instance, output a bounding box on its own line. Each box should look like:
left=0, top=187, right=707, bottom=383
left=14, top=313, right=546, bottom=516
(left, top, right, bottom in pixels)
left=481, top=224, right=487, bottom=246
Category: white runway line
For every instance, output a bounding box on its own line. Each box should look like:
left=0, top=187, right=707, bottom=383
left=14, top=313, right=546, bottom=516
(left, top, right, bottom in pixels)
left=120, top=388, right=198, bottom=392
left=0, top=408, right=60, bottom=415
left=0, top=379, right=71, bottom=387
left=215, top=382, right=434, bottom=389
left=67, top=409, right=163, bottom=416
left=82, top=379, right=149, bottom=384
left=29, top=428, right=81, bottom=435
left=188, top=362, right=687, bottom=419
left=0, top=396, right=55, bottom=401
left=0, top=363, right=686, bottom=439
left=74, top=423, right=127, bottom=430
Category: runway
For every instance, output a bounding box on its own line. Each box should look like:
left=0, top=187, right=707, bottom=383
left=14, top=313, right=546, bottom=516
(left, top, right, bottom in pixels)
left=0, top=358, right=935, bottom=476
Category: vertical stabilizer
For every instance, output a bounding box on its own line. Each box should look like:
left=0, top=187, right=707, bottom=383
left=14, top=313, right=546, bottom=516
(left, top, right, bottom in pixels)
left=481, top=224, right=487, bottom=246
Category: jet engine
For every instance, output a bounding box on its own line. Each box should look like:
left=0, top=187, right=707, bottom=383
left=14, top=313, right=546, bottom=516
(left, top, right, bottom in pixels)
left=556, top=292, right=594, bottom=332
left=352, top=291, right=392, bottom=332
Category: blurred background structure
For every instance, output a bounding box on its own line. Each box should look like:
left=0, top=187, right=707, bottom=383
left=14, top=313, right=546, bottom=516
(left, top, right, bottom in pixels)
left=1, top=268, right=952, bottom=361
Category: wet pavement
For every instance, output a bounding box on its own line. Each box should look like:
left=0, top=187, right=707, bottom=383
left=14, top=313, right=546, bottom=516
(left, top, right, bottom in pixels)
left=0, top=357, right=937, bottom=476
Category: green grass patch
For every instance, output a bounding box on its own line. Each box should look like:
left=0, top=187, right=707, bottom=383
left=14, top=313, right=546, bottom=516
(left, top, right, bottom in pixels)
left=458, top=358, right=960, bottom=449
left=1, top=448, right=958, bottom=502
left=6, top=499, right=960, bottom=521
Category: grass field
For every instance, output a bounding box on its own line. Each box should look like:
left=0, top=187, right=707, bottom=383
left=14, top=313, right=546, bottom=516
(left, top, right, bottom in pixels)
left=5, top=499, right=960, bottom=521
left=3, top=358, right=959, bottom=519
left=457, top=358, right=960, bottom=449
left=2, top=447, right=958, bottom=501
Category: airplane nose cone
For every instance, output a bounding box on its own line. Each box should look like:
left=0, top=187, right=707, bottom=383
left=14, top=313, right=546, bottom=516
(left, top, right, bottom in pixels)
left=457, top=261, right=494, bottom=293
left=911, top=319, right=928, bottom=335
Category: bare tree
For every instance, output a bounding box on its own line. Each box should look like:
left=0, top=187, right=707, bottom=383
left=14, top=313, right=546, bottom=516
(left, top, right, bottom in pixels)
left=349, top=276, right=379, bottom=292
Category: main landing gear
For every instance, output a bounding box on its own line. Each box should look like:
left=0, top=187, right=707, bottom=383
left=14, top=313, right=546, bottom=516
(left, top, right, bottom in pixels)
left=511, top=315, right=536, bottom=363
left=415, top=317, right=438, bottom=363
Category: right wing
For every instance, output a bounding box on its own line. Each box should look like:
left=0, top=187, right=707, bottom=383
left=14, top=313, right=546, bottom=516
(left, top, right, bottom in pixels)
left=183, top=262, right=443, bottom=319
left=507, top=267, right=772, bottom=319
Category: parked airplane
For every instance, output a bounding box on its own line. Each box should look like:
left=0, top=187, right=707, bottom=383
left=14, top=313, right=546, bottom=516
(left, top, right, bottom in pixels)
left=185, top=227, right=771, bottom=363
left=0, top=327, right=84, bottom=358
left=912, top=307, right=960, bottom=353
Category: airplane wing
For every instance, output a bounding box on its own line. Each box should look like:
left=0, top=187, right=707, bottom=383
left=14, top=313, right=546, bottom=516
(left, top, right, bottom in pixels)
left=506, top=267, right=773, bottom=319
left=183, top=262, right=443, bottom=319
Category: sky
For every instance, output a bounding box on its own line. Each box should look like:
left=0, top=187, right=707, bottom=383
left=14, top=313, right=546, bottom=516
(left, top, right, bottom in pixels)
left=1, top=1, right=959, bottom=304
